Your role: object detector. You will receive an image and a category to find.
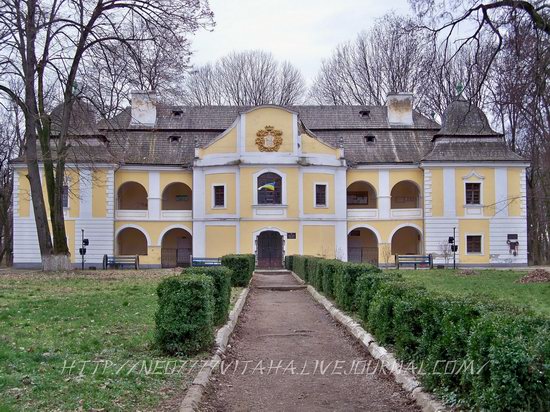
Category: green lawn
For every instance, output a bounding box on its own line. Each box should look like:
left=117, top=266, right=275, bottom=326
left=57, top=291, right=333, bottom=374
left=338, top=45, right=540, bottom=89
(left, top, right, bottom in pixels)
left=398, top=269, right=550, bottom=316
left=0, top=270, right=226, bottom=411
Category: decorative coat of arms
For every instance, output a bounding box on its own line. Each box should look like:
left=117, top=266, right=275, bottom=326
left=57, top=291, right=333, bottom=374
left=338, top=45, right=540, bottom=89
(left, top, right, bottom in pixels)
left=255, top=125, right=283, bottom=152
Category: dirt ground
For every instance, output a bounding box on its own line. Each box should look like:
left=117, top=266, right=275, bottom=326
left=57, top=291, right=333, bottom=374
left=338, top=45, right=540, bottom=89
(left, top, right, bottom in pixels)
left=200, top=271, right=419, bottom=412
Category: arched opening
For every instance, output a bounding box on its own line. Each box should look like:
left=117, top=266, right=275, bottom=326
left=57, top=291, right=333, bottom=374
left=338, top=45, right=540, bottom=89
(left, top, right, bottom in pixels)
left=347, top=228, right=379, bottom=265
left=117, top=227, right=148, bottom=256
left=256, top=230, right=284, bottom=268
left=391, top=226, right=422, bottom=255
left=257, top=172, right=282, bottom=205
left=391, top=181, right=420, bottom=209
left=161, top=228, right=192, bottom=268
left=117, top=182, right=148, bottom=210
left=162, top=182, right=192, bottom=210
left=347, top=181, right=377, bottom=209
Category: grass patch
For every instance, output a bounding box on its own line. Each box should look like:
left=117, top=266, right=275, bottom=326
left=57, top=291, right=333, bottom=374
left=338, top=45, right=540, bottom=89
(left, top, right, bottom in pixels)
left=398, top=269, right=550, bottom=316
left=0, top=270, right=212, bottom=411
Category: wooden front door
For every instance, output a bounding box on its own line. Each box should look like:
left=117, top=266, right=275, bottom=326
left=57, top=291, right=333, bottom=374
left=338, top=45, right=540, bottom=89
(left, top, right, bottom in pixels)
left=257, top=231, right=283, bottom=268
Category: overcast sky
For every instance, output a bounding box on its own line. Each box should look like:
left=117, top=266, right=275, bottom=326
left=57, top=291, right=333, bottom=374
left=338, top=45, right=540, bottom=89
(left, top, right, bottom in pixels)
left=190, top=0, right=412, bottom=84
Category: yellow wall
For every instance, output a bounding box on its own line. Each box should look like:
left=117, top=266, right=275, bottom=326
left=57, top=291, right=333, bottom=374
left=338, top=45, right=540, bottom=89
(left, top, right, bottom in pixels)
left=507, top=168, right=522, bottom=216
left=239, top=221, right=301, bottom=255
left=159, top=171, right=192, bottom=192
left=303, top=172, right=335, bottom=214
left=429, top=168, right=443, bottom=216
left=459, top=219, right=490, bottom=264
left=347, top=170, right=379, bottom=192
left=390, top=169, right=423, bottom=192
left=115, top=170, right=149, bottom=193
left=245, top=108, right=294, bottom=152
left=455, top=168, right=495, bottom=216
left=92, top=169, right=108, bottom=218
left=206, top=226, right=236, bottom=257
left=18, top=171, right=31, bottom=217
left=301, top=134, right=337, bottom=156
left=205, top=172, right=237, bottom=214
left=114, top=221, right=192, bottom=265
left=303, top=225, right=336, bottom=258
left=67, top=169, right=80, bottom=218
left=239, top=167, right=299, bottom=217
left=202, top=126, right=237, bottom=155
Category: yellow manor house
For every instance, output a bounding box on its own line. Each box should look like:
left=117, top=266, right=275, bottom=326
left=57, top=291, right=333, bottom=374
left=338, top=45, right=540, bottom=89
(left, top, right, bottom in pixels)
left=12, top=92, right=528, bottom=268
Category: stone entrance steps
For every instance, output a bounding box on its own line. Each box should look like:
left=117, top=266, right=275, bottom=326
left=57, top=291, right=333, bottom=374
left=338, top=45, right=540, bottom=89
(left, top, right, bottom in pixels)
left=252, top=270, right=305, bottom=291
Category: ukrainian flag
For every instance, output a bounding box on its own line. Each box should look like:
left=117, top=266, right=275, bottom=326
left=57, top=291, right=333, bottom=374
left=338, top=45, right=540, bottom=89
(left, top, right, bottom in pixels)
left=258, top=182, right=276, bottom=191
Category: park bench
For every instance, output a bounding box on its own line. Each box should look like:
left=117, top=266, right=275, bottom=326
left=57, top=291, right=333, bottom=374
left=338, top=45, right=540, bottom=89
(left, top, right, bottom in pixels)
left=102, top=254, right=140, bottom=270
left=191, top=256, right=222, bottom=267
left=395, top=254, right=433, bottom=270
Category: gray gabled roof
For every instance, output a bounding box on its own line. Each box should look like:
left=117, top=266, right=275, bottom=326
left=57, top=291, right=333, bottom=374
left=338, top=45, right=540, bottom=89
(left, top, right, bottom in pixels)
left=14, top=101, right=526, bottom=166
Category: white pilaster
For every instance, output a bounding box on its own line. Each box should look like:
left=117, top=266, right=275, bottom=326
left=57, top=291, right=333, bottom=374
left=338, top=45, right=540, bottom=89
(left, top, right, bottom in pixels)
left=494, top=167, right=508, bottom=217
left=79, top=168, right=92, bottom=219
left=192, top=168, right=206, bottom=257
left=378, top=169, right=390, bottom=219
left=443, top=168, right=456, bottom=217
left=148, top=171, right=161, bottom=220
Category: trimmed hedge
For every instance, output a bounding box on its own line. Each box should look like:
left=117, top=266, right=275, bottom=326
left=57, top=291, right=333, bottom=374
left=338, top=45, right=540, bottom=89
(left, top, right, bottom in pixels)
left=287, top=254, right=550, bottom=410
left=182, top=266, right=232, bottom=325
left=221, top=254, right=255, bottom=286
left=334, top=262, right=381, bottom=311
left=155, top=274, right=214, bottom=355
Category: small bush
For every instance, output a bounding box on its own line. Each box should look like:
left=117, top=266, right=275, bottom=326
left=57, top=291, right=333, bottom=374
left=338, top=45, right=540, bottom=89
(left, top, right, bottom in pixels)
left=221, top=254, right=255, bottom=287
left=182, top=266, right=232, bottom=325
left=155, top=274, right=214, bottom=355
left=334, top=262, right=380, bottom=311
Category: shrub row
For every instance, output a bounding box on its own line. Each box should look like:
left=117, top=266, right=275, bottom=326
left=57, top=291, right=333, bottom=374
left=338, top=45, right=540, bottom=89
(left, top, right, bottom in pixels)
left=155, top=262, right=237, bottom=355
left=286, top=256, right=550, bottom=410
left=221, top=254, right=255, bottom=286
left=287, top=255, right=380, bottom=311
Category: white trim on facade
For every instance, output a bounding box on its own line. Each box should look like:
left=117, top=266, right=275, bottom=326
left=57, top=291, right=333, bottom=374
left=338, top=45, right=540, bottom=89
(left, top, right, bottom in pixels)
left=211, top=183, right=227, bottom=209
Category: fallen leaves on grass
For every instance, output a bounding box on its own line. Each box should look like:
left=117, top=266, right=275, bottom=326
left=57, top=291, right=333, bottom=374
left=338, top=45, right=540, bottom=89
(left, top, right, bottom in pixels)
left=516, top=269, right=550, bottom=284
left=457, top=269, right=478, bottom=276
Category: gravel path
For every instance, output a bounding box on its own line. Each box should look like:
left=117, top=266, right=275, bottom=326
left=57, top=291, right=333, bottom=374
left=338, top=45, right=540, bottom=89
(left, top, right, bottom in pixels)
left=200, top=271, right=418, bottom=412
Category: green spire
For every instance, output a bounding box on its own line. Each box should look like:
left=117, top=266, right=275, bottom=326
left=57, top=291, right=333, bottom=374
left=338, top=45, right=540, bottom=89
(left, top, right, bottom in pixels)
left=455, top=83, right=464, bottom=96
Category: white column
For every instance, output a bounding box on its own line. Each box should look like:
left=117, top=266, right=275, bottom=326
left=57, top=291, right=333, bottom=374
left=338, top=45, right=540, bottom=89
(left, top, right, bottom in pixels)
left=378, top=169, right=390, bottom=219
left=494, top=167, right=508, bottom=217
left=79, top=168, right=92, bottom=219
left=192, top=168, right=206, bottom=257
left=335, top=167, right=348, bottom=261
left=148, top=171, right=161, bottom=220
left=443, top=168, right=456, bottom=217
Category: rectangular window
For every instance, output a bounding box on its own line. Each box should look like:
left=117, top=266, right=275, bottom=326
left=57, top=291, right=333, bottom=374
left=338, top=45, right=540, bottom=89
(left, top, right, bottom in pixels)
left=315, top=184, right=327, bottom=207
left=465, top=183, right=481, bottom=205
left=213, top=185, right=225, bottom=208
left=62, top=185, right=69, bottom=208
left=347, top=192, right=369, bottom=206
left=466, top=235, right=482, bottom=254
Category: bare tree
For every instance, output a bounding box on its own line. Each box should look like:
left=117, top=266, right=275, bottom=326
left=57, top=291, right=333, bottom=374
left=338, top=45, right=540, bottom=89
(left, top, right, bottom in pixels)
left=80, top=20, right=193, bottom=117
left=0, top=0, right=213, bottom=270
left=0, top=100, right=23, bottom=266
left=183, top=50, right=306, bottom=106
left=310, top=14, right=431, bottom=107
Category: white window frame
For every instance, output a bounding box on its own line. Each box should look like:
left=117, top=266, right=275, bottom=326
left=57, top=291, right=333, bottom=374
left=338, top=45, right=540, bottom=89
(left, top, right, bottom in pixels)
left=253, top=169, right=287, bottom=206
left=465, top=233, right=484, bottom=255
left=313, top=182, right=328, bottom=208
left=211, top=183, right=227, bottom=209
left=462, top=170, right=484, bottom=207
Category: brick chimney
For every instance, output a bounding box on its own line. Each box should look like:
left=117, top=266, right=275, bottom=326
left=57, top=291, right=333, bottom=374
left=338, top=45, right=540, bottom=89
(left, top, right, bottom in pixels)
left=386, top=92, right=413, bottom=126
left=130, top=90, right=157, bottom=127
